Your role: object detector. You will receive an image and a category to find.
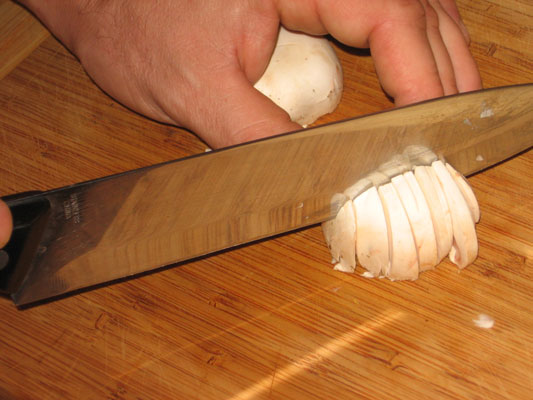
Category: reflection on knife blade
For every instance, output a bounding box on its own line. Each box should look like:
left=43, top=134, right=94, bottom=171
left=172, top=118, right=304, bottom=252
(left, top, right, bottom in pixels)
left=1, top=84, right=532, bottom=306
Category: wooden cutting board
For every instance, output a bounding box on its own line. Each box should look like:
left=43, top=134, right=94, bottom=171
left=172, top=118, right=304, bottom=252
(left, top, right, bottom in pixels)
left=0, top=1, right=531, bottom=399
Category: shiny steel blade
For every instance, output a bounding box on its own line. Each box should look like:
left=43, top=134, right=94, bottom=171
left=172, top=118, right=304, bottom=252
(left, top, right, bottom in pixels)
left=4, top=84, right=533, bottom=305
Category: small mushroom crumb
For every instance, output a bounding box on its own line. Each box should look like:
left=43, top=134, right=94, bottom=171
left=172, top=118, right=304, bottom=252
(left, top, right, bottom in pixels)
left=463, top=118, right=473, bottom=127
left=473, top=314, right=494, bottom=329
left=480, top=108, right=494, bottom=118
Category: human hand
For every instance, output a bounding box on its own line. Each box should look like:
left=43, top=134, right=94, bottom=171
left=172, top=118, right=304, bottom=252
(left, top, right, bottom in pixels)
left=3, top=0, right=481, bottom=248
left=0, top=200, right=12, bottom=249
left=18, top=0, right=481, bottom=149
left=274, top=0, right=482, bottom=105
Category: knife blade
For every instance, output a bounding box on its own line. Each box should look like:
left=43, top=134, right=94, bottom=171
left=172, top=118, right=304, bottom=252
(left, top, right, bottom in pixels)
left=1, top=84, right=532, bottom=306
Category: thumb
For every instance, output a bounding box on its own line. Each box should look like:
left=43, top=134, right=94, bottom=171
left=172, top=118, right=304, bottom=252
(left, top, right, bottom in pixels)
left=181, top=69, right=302, bottom=149
left=0, top=200, right=13, bottom=248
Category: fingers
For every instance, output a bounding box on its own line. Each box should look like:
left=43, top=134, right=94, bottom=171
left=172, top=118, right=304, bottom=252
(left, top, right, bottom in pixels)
left=428, top=0, right=482, bottom=92
left=368, top=3, right=447, bottom=106
left=372, top=0, right=481, bottom=103
left=436, top=0, right=471, bottom=42
left=420, top=0, right=458, bottom=95
left=277, top=0, right=442, bottom=104
left=0, top=200, right=13, bottom=248
left=276, top=0, right=481, bottom=105
left=175, top=67, right=302, bottom=148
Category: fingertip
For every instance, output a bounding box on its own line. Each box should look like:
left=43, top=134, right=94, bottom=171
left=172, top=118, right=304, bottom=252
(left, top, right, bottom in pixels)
left=456, top=57, right=483, bottom=93
left=459, top=75, right=483, bottom=93
left=0, top=200, right=13, bottom=248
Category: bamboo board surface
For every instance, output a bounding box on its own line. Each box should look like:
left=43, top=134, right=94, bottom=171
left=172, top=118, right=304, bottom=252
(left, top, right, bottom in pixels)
left=0, top=0, right=48, bottom=80
left=0, top=1, right=532, bottom=399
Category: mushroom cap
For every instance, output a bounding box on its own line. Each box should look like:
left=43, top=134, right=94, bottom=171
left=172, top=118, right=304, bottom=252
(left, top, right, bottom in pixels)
left=378, top=183, right=419, bottom=280
left=353, top=186, right=389, bottom=277
left=432, top=160, right=478, bottom=268
left=254, top=27, right=343, bottom=127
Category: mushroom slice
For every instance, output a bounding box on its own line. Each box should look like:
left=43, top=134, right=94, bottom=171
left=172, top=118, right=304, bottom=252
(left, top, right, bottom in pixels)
left=392, top=172, right=439, bottom=272
left=445, top=163, right=480, bottom=223
left=378, top=183, right=419, bottom=280
left=415, top=165, right=454, bottom=263
left=432, top=160, right=478, bottom=268
left=353, top=186, right=389, bottom=277
left=322, top=200, right=356, bottom=272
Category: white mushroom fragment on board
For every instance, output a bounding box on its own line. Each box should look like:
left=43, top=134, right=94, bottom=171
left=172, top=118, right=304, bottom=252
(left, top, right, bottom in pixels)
left=322, top=153, right=481, bottom=280
left=254, top=27, right=343, bottom=127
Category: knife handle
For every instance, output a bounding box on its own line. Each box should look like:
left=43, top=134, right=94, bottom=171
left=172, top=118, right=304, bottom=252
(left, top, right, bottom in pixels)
left=0, top=191, right=50, bottom=297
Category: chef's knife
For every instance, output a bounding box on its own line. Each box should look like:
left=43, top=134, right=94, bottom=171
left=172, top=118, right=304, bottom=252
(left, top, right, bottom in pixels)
left=1, top=84, right=532, bottom=306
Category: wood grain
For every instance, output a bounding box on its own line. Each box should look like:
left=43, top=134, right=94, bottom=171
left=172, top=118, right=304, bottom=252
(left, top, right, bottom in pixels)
left=0, top=1, right=532, bottom=399
left=0, top=0, right=49, bottom=80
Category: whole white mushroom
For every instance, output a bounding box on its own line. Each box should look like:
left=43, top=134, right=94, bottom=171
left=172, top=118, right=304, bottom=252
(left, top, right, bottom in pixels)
left=254, top=27, right=343, bottom=127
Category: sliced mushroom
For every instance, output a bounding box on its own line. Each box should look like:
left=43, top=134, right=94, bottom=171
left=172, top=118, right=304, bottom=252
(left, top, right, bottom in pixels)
left=414, top=165, right=454, bottom=263
left=322, top=200, right=356, bottom=272
left=323, top=153, right=480, bottom=280
left=432, top=160, right=478, bottom=268
left=446, top=163, right=480, bottom=223
left=378, top=183, right=419, bottom=280
left=393, top=172, right=438, bottom=272
left=353, top=186, right=389, bottom=277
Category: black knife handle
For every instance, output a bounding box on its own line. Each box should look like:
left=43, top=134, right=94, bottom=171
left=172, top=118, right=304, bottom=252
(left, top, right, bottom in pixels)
left=0, top=191, right=51, bottom=296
